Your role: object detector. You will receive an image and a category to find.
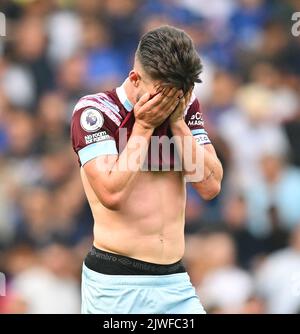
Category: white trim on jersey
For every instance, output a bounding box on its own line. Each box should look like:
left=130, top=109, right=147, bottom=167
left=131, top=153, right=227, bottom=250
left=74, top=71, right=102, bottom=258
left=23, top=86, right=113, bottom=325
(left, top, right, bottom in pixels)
left=73, top=96, right=121, bottom=126
left=78, top=140, right=118, bottom=166
left=96, top=93, right=122, bottom=119
left=116, top=81, right=134, bottom=112
left=184, top=92, right=196, bottom=117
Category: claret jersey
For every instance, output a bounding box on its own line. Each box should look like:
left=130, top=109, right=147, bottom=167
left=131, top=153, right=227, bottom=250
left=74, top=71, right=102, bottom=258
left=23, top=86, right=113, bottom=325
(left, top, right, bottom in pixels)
left=71, top=82, right=211, bottom=170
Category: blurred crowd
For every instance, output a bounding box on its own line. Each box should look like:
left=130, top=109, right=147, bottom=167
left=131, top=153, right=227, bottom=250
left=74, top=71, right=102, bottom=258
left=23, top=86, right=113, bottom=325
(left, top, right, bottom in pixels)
left=0, top=0, right=300, bottom=314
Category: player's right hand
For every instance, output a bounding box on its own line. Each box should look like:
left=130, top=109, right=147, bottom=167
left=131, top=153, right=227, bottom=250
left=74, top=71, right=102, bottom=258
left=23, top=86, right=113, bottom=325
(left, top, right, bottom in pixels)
left=134, top=87, right=182, bottom=129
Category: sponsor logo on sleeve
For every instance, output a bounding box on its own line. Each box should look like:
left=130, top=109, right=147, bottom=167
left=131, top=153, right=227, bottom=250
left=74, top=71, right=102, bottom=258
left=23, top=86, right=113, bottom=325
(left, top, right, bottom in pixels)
left=80, top=108, right=104, bottom=132
left=188, top=112, right=204, bottom=127
left=85, top=131, right=110, bottom=144
left=194, top=134, right=211, bottom=145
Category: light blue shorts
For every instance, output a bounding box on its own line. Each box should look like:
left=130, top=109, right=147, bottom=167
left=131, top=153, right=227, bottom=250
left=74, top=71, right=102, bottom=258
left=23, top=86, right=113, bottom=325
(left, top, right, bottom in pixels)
left=81, top=264, right=206, bottom=314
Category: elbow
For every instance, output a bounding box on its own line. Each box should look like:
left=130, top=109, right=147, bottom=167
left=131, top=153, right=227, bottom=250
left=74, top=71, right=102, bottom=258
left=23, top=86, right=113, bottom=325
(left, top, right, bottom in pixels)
left=201, top=184, right=221, bottom=201
left=200, top=163, right=223, bottom=201
left=197, top=181, right=222, bottom=201
left=98, top=191, right=123, bottom=211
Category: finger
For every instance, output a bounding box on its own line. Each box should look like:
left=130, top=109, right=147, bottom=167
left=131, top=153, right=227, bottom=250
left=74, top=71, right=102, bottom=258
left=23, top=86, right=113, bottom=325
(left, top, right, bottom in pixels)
left=165, top=87, right=177, bottom=97
left=154, top=83, right=162, bottom=94
left=159, top=94, right=179, bottom=110
left=165, top=96, right=181, bottom=114
left=169, top=99, right=181, bottom=115
left=147, top=87, right=180, bottom=110
left=177, top=90, right=184, bottom=99
left=159, top=88, right=182, bottom=108
left=144, top=92, right=164, bottom=108
left=136, top=92, right=151, bottom=107
left=162, top=86, right=172, bottom=96
left=167, top=87, right=183, bottom=99
left=158, top=87, right=165, bottom=95
left=160, top=87, right=177, bottom=98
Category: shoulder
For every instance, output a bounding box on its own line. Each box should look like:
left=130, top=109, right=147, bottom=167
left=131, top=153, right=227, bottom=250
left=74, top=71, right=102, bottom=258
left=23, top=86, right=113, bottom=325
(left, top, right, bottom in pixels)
left=72, top=92, right=122, bottom=128
left=71, top=93, right=120, bottom=164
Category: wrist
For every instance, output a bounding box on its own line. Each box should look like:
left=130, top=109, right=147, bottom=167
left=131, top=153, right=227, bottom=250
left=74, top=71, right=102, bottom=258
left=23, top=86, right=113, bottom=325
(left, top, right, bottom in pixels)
left=170, top=118, right=186, bottom=131
left=170, top=116, right=184, bottom=124
left=133, top=121, right=155, bottom=135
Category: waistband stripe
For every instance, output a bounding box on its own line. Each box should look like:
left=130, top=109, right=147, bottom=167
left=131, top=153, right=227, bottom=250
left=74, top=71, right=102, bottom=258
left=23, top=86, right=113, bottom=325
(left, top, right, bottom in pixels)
left=84, top=246, right=186, bottom=276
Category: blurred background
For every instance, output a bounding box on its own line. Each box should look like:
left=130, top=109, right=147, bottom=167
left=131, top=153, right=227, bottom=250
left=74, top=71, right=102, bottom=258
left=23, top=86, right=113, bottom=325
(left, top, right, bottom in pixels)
left=0, top=0, right=300, bottom=314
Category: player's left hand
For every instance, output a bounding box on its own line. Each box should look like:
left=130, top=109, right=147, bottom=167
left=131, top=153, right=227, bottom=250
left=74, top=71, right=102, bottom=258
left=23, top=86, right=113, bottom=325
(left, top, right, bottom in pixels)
left=169, top=87, right=193, bottom=124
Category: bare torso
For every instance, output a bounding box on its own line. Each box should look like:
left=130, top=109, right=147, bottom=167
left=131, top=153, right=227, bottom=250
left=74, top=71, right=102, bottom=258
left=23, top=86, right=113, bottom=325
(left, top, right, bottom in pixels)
left=81, top=168, right=186, bottom=264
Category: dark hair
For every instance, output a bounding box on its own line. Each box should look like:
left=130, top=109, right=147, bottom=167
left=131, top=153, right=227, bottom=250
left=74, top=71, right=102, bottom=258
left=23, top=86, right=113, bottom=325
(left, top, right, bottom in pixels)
left=136, top=25, right=202, bottom=93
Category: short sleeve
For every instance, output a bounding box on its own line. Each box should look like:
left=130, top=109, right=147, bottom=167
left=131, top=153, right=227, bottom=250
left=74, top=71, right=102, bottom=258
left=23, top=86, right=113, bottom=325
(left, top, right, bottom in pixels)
left=184, top=95, right=211, bottom=145
left=71, top=95, right=120, bottom=166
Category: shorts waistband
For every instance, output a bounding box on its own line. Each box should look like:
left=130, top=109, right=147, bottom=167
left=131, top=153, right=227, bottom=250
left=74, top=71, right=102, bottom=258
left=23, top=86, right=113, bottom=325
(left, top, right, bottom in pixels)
left=84, top=246, right=186, bottom=276
left=82, top=264, right=190, bottom=287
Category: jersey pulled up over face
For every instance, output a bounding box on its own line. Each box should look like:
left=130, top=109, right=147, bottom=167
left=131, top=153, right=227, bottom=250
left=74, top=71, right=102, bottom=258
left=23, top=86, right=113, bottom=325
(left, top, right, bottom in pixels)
left=71, top=84, right=211, bottom=171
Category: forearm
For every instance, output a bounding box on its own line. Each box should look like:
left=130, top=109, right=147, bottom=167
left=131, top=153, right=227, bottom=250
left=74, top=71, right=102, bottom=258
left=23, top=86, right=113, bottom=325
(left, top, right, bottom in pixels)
left=108, top=122, right=153, bottom=193
left=191, top=153, right=223, bottom=200
left=170, top=120, right=223, bottom=199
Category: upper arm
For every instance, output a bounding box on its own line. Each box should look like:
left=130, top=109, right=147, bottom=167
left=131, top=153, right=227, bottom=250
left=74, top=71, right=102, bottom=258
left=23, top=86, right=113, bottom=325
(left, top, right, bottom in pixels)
left=81, top=155, right=122, bottom=210
left=82, top=154, right=118, bottom=199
